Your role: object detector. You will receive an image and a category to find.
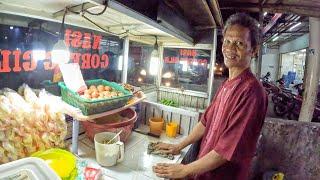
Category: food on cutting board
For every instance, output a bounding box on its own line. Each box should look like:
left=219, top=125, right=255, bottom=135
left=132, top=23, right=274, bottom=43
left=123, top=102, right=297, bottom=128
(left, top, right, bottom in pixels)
left=122, top=83, right=134, bottom=92
left=127, top=91, right=145, bottom=105
left=80, top=85, right=124, bottom=100
left=147, top=142, right=174, bottom=160
left=0, top=84, right=67, bottom=163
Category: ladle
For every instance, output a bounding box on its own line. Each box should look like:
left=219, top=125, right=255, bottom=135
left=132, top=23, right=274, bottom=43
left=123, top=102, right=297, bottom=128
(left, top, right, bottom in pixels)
left=106, top=130, right=123, bottom=144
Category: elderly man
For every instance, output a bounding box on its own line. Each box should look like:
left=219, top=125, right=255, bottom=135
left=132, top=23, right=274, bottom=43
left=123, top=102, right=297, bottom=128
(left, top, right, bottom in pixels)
left=152, top=13, right=268, bottom=180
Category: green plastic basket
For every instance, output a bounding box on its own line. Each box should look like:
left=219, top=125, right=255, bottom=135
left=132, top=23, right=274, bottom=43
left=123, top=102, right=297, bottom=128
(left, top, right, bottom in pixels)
left=58, top=79, right=132, bottom=115
left=41, top=80, right=61, bottom=96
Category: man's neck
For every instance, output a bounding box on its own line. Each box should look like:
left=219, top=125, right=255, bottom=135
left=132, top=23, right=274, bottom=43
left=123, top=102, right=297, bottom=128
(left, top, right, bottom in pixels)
left=228, top=67, right=248, bottom=80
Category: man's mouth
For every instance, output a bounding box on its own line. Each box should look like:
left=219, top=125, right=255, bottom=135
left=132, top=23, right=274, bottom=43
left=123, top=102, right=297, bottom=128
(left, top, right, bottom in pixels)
left=225, top=54, right=237, bottom=60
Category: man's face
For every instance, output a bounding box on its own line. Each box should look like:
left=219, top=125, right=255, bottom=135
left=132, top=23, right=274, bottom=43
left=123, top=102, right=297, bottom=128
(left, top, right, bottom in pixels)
left=222, top=24, right=256, bottom=70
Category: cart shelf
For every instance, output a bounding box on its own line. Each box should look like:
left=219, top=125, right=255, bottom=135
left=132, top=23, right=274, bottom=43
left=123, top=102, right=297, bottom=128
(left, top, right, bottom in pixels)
left=62, top=94, right=146, bottom=154
left=63, top=95, right=146, bottom=121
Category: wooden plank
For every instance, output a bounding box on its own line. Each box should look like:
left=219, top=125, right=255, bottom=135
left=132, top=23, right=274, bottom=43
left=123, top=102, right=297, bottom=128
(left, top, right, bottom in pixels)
left=154, top=106, right=162, bottom=119
left=189, top=117, right=197, bottom=133
left=173, top=93, right=180, bottom=107
left=191, top=96, right=198, bottom=109
left=141, top=102, right=147, bottom=125
left=186, top=95, right=192, bottom=107
left=171, top=113, right=181, bottom=134
left=187, top=117, right=192, bottom=134
left=168, top=92, right=173, bottom=100
left=179, top=93, right=184, bottom=106
left=163, top=110, right=171, bottom=124
left=145, top=104, right=154, bottom=126
left=156, top=90, right=160, bottom=102
left=197, top=97, right=203, bottom=109
left=159, top=90, right=163, bottom=101
left=163, top=91, right=168, bottom=99
left=179, top=114, right=182, bottom=134
left=204, top=98, right=209, bottom=108
left=180, top=115, right=191, bottom=135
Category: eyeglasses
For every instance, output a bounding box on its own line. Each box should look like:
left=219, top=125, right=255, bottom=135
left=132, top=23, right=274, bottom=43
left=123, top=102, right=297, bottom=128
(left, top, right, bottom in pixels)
left=222, top=39, right=247, bottom=50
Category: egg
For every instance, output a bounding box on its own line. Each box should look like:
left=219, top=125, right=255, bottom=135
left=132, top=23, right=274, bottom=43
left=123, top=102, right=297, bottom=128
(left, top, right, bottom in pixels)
left=89, top=85, right=97, bottom=90
left=91, top=91, right=99, bottom=98
left=104, top=86, right=111, bottom=91
left=104, top=93, right=112, bottom=98
left=110, top=92, right=117, bottom=97
left=98, top=93, right=104, bottom=98
left=84, top=89, right=90, bottom=95
left=84, top=94, right=91, bottom=99
left=97, top=85, right=105, bottom=92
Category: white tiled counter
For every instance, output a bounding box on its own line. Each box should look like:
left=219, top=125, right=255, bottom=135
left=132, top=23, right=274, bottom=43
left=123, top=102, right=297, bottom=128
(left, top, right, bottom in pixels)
left=74, top=131, right=190, bottom=180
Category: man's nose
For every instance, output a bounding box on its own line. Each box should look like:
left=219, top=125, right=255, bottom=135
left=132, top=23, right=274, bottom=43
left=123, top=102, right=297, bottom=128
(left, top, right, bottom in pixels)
left=225, top=42, right=237, bottom=50
left=224, top=45, right=237, bottom=53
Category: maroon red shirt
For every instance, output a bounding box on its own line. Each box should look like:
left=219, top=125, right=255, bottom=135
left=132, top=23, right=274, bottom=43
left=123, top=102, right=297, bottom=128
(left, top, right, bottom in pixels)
left=195, top=69, right=268, bottom=180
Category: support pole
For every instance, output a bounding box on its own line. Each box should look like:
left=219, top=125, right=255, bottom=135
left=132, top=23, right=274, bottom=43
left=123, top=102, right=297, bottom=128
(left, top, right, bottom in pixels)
left=71, top=119, right=79, bottom=154
left=121, top=36, right=129, bottom=84
left=207, top=28, right=217, bottom=105
left=298, top=17, right=320, bottom=122
left=256, top=11, right=263, bottom=78
left=157, top=43, right=164, bottom=89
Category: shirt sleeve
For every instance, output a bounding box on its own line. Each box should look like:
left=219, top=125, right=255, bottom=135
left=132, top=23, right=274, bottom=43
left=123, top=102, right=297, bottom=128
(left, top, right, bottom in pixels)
left=213, top=87, right=266, bottom=162
left=200, top=106, right=210, bottom=126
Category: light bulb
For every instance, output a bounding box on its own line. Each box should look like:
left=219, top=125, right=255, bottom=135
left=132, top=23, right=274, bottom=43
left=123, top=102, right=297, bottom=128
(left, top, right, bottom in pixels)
left=32, top=41, right=46, bottom=62
left=51, top=39, right=70, bottom=64
left=140, top=69, right=147, bottom=76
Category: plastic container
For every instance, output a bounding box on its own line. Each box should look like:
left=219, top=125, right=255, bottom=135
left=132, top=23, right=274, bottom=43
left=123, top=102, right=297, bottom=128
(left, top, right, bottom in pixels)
left=94, top=132, right=124, bottom=167
left=149, top=117, right=164, bottom=135
left=166, top=122, right=178, bottom=137
left=31, top=148, right=77, bottom=179
left=82, top=108, right=137, bottom=142
left=59, top=79, right=132, bottom=115
left=0, top=157, right=60, bottom=180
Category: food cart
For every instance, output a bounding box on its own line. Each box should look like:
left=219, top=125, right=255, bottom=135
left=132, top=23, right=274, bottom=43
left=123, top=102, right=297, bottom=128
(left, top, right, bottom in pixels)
left=0, top=0, right=222, bottom=179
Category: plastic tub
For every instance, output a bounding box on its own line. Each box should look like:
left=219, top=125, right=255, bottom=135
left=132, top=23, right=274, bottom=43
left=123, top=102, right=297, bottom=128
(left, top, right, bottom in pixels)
left=82, top=108, right=137, bottom=142
left=0, top=157, right=60, bottom=180
left=31, top=148, right=77, bottom=179
left=149, top=117, right=164, bottom=135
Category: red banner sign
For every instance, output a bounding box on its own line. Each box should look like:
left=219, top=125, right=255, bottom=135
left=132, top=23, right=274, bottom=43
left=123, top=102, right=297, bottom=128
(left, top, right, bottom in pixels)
left=0, top=29, right=110, bottom=73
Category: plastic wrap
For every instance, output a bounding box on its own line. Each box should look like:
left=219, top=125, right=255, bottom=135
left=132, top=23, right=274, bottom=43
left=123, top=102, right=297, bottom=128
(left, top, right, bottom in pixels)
left=0, top=85, right=67, bottom=164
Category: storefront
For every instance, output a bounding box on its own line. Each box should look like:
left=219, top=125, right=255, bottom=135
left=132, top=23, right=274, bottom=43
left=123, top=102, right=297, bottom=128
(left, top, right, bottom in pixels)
left=279, top=48, right=306, bottom=83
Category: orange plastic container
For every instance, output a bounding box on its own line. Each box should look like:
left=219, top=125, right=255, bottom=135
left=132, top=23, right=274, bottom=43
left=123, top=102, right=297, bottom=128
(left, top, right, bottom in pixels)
left=166, top=122, right=178, bottom=137
left=149, top=117, right=164, bottom=135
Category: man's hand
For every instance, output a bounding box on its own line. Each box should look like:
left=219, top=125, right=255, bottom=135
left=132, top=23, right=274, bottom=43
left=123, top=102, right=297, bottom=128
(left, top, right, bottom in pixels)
left=153, top=163, right=190, bottom=179
left=154, top=142, right=181, bottom=155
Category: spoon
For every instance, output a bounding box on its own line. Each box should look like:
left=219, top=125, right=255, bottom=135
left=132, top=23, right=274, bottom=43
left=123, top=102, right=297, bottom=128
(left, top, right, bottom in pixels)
left=106, top=130, right=123, bottom=144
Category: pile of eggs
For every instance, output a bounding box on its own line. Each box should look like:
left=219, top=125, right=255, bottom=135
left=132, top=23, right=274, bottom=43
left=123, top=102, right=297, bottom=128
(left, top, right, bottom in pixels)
left=80, top=85, right=124, bottom=100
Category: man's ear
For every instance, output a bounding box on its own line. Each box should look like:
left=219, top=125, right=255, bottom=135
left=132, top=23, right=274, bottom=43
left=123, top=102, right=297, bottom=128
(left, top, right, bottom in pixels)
left=251, top=46, right=259, bottom=58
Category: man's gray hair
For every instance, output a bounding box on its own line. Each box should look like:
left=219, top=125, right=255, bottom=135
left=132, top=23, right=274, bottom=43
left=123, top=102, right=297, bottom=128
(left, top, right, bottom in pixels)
left=223, top=13, right=261, bottom=48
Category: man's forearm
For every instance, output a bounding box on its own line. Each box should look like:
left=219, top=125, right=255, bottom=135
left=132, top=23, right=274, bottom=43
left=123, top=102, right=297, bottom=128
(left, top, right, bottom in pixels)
left=185, top=149, right=227, bottom=175
left=178, top=122, right=205, bottom=150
